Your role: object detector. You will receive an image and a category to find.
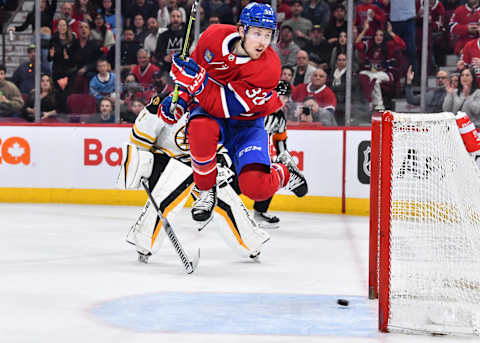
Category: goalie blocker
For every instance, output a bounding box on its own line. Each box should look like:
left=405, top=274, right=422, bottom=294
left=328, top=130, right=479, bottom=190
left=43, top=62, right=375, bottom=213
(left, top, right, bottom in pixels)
left=117, top=143, right=270, bottom=259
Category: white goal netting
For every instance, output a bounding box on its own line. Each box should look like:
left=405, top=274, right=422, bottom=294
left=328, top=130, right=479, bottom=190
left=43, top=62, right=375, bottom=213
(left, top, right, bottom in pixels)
left=386, top=112, right=480, bottom=335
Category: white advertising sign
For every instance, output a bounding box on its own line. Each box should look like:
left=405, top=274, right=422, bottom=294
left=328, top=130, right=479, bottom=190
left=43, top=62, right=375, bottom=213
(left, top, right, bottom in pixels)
left=0, top=126, right=344, bottom=198
left=0, top=126, right=129, bottom=188
left=344, top=129, right=371, bottom=199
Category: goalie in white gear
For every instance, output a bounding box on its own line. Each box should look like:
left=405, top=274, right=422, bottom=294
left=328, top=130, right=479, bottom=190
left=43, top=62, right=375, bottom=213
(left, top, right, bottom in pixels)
left=117, top=95, right=270, bottom=262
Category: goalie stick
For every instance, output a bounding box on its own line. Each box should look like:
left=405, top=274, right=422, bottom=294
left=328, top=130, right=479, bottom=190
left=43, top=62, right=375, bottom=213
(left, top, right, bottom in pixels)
left=141, top=178, right=200, bottom=274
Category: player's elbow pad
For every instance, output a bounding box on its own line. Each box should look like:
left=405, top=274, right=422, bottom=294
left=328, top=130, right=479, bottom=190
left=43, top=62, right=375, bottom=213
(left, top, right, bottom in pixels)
left=116, top=143, right=154, bottom=190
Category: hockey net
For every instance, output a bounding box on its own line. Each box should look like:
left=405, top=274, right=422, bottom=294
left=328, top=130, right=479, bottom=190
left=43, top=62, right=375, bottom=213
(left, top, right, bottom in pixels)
left=369, top=111, right=480, bottom=335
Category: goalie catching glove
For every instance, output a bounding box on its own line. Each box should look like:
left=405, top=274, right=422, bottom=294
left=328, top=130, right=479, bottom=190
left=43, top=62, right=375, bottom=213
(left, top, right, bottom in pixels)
left=158, top=90, right=190, bottom=124
left=170, top=53, right=208, bottom=96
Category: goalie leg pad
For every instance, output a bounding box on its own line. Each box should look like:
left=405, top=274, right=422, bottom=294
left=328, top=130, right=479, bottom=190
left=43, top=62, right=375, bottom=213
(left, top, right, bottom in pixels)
left=127, top=155, right=195, bottom=256
left=117, top=143, right=154, bottom=190
left=214, top=179, right=270, bottom=259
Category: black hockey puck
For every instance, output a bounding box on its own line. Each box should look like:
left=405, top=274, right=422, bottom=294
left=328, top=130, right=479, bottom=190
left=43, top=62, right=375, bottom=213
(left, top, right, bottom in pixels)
left=337, top=299, right=349, bottom=306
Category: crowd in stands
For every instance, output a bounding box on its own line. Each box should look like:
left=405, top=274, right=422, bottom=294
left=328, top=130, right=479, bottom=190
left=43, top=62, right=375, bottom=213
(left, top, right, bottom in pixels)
left=1, top=0, right=480, bottom=125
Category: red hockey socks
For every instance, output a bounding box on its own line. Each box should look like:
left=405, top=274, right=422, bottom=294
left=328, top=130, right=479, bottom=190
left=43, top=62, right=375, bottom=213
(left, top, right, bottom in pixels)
left=238, top=163, right=290, bottom=201
left=188, top=116, right=220, bottom=190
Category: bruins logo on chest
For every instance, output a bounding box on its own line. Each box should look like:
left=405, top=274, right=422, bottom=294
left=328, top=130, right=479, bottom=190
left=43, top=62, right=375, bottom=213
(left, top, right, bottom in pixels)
left=175, top=125, right=189, bottom=151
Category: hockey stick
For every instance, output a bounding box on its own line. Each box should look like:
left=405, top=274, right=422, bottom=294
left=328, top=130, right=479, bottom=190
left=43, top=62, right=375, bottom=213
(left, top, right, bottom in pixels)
left=141, top=178, right=200, bottom=274
left=170, top=0, right=200, bottom=112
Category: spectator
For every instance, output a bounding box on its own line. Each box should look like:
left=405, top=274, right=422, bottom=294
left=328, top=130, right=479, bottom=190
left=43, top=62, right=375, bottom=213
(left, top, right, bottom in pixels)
left=143, top=70, right=173, bottom=102
left=275, top=25, right=301, bottom=66
left=52, top=2, right=80, bottom=37
left=125, top=0, right=156, bottom=28
left=0, top=65, right=24, bottom=118
left=209, top=0, right=234, bottom=25
left=8, top=0, right=57, bottom=33
left=72, top=0, right=95, bottom=23
left=48, top=18, right=79, bottom=111
left=90, top=12, right=115, bottom=51
left=297, top=96, right=338, bottom=125
left=87, top=97, right=115, bottom=123
left=416, top=0, right=447, bottom=71
left=405, top=65, right=449, bottom=112
left=292, top=50, right=316, bottom=86
left=329, top=53, right=347, bottom=124
left=8, top=0, right=57, bottom=73
left=198, top=5, right=210, bottom=32
left=89, top=58, right=115, bottom=101
left=282, top=0, right=313, bottom=49
left=460, top=37, right=480, bottom=85
left=107, top=28, right=141, bottom=72
left=131, top=49, right=161, bottom=89
left=355, top=0, right=388, bottom=40
left=449, top=0, right=480, bottom=56
left=131, top=98, right=145, bottom=118
left=390, top=0, right=417, bottom=76
left=156, top=0, right=186, bottom=29
left=73, top=21, right=103, bottom=81
left=276, top=0, right=293, bottom=26
left=11, top=44, right=50, bottom=95
left=98, top=0, right=122, bottom=33
left=303, top=25, right=331, bottom=69
left=281, top=65, right=295, bottom=85
left=292, top=68, right=337, bottom=118
left=121, top=73, right=143, bottom=107
left=450, top=72, right=460, bottom=88
left=443, top=68, right=480, bottom=125
left=24, top=74, right=58, bottom=121
left=155, top=9, right=186, bottom=71
left=121, top=96, right=146, bottom=123
left=302, top=0, right=331, bottom=28
left=133, top=14, right=149, bottom=47
left=356, top=22, right=406, bottom=110
left=144, top=17, right=165, bottom=59
left=209, top=13, right=221, bottom=26
left=325, top=4, right=348, bottom=45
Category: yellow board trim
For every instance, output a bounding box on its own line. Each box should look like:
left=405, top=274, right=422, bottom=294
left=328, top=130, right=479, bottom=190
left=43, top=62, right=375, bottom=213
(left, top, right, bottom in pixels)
left=0, top=188, right=370, bottom=215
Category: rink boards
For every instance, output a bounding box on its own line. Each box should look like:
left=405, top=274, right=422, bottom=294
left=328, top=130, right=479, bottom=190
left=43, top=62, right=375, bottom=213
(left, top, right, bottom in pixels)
left=0, top=124, right=371, bottom=215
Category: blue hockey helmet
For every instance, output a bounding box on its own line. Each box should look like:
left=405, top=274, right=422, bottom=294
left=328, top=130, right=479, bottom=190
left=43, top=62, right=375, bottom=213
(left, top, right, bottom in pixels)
left=240, top=2, right=277, bottom=32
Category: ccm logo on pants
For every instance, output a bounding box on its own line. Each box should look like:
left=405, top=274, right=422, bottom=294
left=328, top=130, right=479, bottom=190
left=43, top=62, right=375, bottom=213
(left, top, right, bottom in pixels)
left=238, top=145, right=262, bottom=157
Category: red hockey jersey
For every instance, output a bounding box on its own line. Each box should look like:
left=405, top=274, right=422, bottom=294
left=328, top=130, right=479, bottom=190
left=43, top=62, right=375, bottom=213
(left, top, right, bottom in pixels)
left=461, top=38, right=480, bottom=84
left=291, top=83, right=337, bottom=112
left=189, top=24, right=283, bottom=120
left=355, top=3, right=387, bottom=39
left=449, top=4, right=480, bottom=55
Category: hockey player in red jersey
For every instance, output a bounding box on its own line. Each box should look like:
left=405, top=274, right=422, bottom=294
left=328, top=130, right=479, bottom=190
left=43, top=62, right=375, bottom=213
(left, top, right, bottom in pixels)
left=158, top=2, right=308, bottom=226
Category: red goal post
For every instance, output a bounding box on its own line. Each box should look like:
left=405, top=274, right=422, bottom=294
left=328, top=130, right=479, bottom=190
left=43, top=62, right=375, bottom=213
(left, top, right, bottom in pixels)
left=369, top=111, right=480, bottom=335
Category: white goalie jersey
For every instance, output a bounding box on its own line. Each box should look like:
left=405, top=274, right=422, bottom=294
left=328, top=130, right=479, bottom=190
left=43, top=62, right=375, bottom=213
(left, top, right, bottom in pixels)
left=129, top=107, right=190, bottom=160
left=118, top=104, right=270, bottom=262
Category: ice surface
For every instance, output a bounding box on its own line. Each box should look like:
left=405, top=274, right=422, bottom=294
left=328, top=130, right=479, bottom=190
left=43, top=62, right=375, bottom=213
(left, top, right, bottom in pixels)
left=0, top=204, right=475, bottom=342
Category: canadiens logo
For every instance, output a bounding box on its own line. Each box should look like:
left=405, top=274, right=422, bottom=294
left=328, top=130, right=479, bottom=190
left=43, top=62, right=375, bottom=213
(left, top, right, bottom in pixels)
left=204, top=49, right=214, bottom=63
left=175, top=125, right=189, bottom=151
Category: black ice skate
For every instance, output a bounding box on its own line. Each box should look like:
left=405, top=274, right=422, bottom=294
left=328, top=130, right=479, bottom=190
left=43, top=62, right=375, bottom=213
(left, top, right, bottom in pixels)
left=254, top=210, right=280, bottom=229
left=277, top=151, right=308, bottom=197
left=191, top=186, right=217, bottom=228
